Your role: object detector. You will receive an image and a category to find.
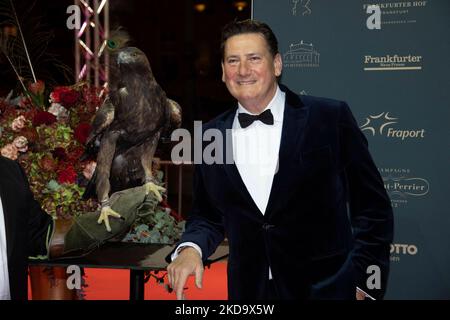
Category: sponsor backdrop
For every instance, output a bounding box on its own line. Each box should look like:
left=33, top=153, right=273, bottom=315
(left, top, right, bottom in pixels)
left=253, top=0, right=449, bottom=299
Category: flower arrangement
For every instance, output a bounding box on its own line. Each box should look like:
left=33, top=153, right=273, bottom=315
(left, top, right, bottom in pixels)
left=0, top=81, right=184, bottom=244
left=0, top=81, right=101, bottom=218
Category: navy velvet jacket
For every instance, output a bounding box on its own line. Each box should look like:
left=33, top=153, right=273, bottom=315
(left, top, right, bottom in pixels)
left=176, top=85, right=393, bottom=300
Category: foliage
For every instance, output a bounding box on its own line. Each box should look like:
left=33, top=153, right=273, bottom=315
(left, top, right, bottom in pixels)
left=123, top=170, right=185, bottom=244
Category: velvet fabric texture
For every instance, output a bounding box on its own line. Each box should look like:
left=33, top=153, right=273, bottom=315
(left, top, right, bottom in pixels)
left=172, top=85, right=393, bottom=300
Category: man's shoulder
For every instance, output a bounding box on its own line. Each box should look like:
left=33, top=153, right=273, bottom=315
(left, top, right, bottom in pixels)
left=300, top=94, right=347, bottom=110
left=0, top=156, right=24, bottom=189
left=0, top=155, right=19, bottom=171
left=280, top=84, right=348, bottom=111
left=298, top=94, right=353, bottom=124
left=202, top=107, right=237, bottom=130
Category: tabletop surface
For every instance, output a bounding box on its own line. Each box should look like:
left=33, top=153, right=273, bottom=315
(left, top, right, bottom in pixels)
left=29, top=242, right=229, bottom=271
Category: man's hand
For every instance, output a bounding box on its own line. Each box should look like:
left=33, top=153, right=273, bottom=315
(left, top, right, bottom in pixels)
left=167, top=247, right=204, bottom=300
left=356, top=289, right=366, bottom=300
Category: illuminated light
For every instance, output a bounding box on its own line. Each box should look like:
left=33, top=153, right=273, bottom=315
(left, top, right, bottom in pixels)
left=79, top=0, right=94, bottom=14
left=79, top=40, right=94, bottom=56
left=77, top=21, right=87, bottom=37
left=98, top=40, right=107, bottom=57
left=79, top=64, right=87, bottom=80
left=194, top=3, right=206, bottom=12
left=233, top=1, right=248, bottom=11
left=97, top=0, right=107, bottom=14
left=2, top=25, right=17, bottom=37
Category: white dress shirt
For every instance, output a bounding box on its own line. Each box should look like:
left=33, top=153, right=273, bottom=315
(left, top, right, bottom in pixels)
left=173, top=87, right=285, bottom=281
left=232, top=86, right=284, bottom=215
left=0, top=196, right=11, bottom=300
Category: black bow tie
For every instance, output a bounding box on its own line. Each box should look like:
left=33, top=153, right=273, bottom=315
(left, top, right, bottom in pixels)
left=238, top=109, right=274, bottom=128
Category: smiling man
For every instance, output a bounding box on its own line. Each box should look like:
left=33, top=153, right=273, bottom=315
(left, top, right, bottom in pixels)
left=167, top=19, right=393, bottom=300
left=220, top=32, right=282, bottom=114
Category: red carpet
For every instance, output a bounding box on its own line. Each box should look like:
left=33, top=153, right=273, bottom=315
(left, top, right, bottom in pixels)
left=28, top=261, right=228, bottom=300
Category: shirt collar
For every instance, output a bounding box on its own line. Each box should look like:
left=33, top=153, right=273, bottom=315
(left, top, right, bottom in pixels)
left=237, top=85, right=285, bottom=123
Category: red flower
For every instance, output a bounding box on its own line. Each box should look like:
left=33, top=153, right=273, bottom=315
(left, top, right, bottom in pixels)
left=20, top=127, right=39, bottom=143
left=67, top=146, right=85, bottom=162
left=40, top=155, right=57, bottom=172
left=28, top=80, right=45, bottom=95
left=57, top=165, right=77, bottom=184
left=74, top=123, right=91, bottom=145
left=52, top=147, right=68, bottom=161
left=83, top=87, right=104, bottom=109
left=51, top=87, right=80, bottom=108
left=33, top=111, right=56, bottom=126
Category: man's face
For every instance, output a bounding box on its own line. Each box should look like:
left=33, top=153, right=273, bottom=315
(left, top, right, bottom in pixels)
left=222, top=33, right=282, bottom=112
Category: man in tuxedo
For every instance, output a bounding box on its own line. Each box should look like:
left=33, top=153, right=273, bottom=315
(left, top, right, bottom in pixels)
left=0, top=156, right=53, bottom=300
left=167, top=20, right=393, bottom=300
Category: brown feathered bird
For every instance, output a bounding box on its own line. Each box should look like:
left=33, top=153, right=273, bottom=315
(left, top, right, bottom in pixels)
left=84, top=46, right=181, bottom=232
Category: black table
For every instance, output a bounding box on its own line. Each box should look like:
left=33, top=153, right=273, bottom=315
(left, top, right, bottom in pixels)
left=29, top=242, right=229, bottom=300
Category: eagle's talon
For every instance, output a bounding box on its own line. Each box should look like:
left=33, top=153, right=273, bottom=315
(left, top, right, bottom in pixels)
left=144, top=181, right=165, bottom=202
left=97, top=206, right=122, bottom=232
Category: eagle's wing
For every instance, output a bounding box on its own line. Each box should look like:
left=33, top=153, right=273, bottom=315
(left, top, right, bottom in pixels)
left=167, top=98, right=182, bottom=129
left=81, top=99, right=115, bottom=161
left=160, top=98, right=182, bottom=143
left=86, top=99, right=115, bottom=145
left=160, top=98, right=181, bottom=143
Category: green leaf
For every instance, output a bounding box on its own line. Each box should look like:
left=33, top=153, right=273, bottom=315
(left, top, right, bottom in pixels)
left=47, top=179, right=61, bottom=191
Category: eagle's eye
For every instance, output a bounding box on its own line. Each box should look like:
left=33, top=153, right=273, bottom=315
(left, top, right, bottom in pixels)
left=132, top=53, right=138, bottom=57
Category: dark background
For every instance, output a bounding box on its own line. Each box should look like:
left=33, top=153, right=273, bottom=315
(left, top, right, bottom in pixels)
left=0, top=0, right=251, bottom=217
left=0, top=0, right=251, bottom=125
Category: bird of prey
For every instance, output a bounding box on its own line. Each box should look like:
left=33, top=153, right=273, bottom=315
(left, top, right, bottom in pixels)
left=84, top=46, right=181, bottom=232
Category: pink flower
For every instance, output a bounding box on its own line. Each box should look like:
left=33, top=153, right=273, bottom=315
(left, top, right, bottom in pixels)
left=11, top=115, right=26, bottom=131
left=47, top=103, right=69, bottom=120
left=1, top=144, right=19, bottom=160
left=13, top=136, right=28, bottom=153
left=82, top=161, right=97, bottom=180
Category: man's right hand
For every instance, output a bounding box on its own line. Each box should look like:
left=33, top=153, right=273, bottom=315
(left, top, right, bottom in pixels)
left=167, top=247, right=204, bottom=300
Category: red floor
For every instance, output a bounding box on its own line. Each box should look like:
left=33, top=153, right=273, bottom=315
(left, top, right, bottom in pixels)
left=28, top=261, right=228, bottom=300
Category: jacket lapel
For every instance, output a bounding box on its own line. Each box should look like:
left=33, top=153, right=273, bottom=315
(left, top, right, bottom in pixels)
left=217, top=110, right=263, bottom=215
left=216, top=85, right=309, bottom=218
left=264, top=86, right=309, bottom=219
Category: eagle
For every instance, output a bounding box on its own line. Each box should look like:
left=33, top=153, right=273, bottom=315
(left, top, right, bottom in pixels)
left=83, top=46, right=181, bottom=232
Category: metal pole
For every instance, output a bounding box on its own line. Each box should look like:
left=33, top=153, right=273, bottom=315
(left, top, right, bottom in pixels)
left=104, top=0, right=109, bottom=86
left=85, top=0, right=91, bottom=86
left=74, top=0, right=80, bottom=82
left=94, top=0, right=100, bottom=87
left=129, top=269, right=145, bottom=300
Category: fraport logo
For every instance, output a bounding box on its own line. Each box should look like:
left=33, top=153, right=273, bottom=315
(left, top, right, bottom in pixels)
left=360, top=112, right=425, bottom=140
